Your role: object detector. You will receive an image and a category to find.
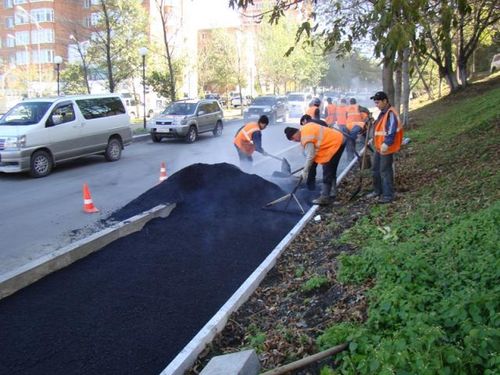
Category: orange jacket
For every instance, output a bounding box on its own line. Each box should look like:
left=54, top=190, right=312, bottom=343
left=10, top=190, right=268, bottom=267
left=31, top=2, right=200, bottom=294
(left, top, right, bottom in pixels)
left=300, top=122, right=344, bottom=164
left=335, top=104, right=348, bottom=125
left=374, top=107, right=403, bottom=154
left=325, top=104, right=337, bottom=125
left=234, top=122, right=260, bottom=155
left=306, top=106, right=319, bottom=119
left=346, top=104, right=368, bottom=131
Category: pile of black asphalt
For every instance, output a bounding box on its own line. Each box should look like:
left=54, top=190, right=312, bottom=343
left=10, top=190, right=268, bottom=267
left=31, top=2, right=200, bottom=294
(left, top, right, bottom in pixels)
left=0, top=163, right=307, bottom=375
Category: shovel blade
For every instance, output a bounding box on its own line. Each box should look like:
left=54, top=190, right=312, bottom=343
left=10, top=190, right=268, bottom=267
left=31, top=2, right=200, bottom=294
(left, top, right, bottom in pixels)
left=281, top=158, right=292, bottom=174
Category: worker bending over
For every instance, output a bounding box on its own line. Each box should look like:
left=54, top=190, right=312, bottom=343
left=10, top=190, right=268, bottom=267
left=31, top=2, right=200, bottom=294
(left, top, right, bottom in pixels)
left=284, top=123, right=346, bottom=206
left=234, top=115, right=269, bottom=170
left=366, top=91, right=403, bottom=204
left=345, top=98, right=371, bottom=160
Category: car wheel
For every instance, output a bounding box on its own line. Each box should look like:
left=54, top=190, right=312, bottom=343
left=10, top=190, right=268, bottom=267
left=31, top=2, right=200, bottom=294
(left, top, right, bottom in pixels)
left=213, top=121, right=223, bottom=137
left=185, top=126, right=198, bottom=143
left=104, top=137, right=122, bottom=161
left=151, top=133, right=162, bottom=143
left=30, top=150, right=53, bottom=178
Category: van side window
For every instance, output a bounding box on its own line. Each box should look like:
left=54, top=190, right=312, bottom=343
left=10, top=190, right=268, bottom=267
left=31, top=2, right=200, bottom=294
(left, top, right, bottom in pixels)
left=50, top=104, right=75, bottom=125
left=76, top=97, right=126, bottom=120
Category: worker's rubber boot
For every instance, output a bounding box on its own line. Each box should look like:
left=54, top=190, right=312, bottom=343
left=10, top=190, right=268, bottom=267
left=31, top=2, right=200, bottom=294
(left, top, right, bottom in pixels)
left=312, top=184, right=332, bottom=205
left=330, top=184, right=338, bottom=199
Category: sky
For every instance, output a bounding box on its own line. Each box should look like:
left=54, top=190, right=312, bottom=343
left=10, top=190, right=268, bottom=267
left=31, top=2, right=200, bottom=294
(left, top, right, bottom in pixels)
left=190, top=0, right=241, bottom=29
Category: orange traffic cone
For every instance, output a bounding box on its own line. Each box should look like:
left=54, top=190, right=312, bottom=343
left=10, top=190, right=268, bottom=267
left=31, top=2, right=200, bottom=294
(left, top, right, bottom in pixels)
left=83, top=183, right=99, bottom=213
left=159, top=162, right=167, bottom=183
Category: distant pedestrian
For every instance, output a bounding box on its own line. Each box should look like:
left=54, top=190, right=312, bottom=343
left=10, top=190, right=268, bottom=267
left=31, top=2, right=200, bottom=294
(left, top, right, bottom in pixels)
left=305, top=98, right=321, bottom=120
left=324, top=97, right=337, bottom=126
left=234, top=115, right=270, bottom=170
left=284, top=123, right=346, bottom=205
left=335, top=98, right=349, bottom=131
left=366, top=91, right=403, bottom=204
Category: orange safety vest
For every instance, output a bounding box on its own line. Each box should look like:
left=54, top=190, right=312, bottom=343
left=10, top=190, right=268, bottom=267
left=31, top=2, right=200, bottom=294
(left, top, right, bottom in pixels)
left=306, top=106, right=319, bottom=118
left=234, top=122, right=260, bottom=155
left=374, top=107, right=403, bottom=154
left=325, top=104, right=337, bottom=125
left=335, top=104, right=348, bottom=125
left=346, top=104, right=368, bottom=131
left=300, top=122, right=344, bottom=164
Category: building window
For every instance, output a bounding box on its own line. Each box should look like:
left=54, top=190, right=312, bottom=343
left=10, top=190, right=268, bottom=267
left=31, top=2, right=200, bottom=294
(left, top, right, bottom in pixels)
left=90, top=12, right=100, bottom=25
left=32, top=49, right=54, bottom=63
left=30, top=0, right=54, bottom=2
left=31, top=8, right=54, bottom=22
left=31, top=29, right=54, bottom=44
left=15, top=31, right=30, bottom=45
left=91, top=0, right=101, bottom=5
left=16, top=50, right=30, bottom=65
left=13, top=0, right=27, bottom=4
left=15, top=11, right=29, bottom=25
left=6, top=37, right=15, bottom=47
left=83, top=0, right=90, bottom=8
left=4, top=0, right=13, bottom=9
left=9, top=54, right=16, bottom=65
left=6, top=16, right=15, bottom=28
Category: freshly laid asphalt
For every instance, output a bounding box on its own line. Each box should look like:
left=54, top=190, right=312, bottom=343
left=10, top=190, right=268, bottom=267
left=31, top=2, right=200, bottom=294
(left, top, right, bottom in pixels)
left=0, top=163, right=306, bottom=375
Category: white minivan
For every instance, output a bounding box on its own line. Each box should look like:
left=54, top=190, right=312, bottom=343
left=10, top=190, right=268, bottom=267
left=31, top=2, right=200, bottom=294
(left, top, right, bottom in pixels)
left=0, top=94, right=132, bottom=177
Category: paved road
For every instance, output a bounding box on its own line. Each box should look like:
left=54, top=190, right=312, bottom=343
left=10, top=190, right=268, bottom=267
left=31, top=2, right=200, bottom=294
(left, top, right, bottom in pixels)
left=0, top=117, right=307, bottom=276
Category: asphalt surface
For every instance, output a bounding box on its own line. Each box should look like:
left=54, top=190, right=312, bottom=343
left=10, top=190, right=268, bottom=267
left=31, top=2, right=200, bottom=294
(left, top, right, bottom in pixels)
left=0, top=163, right=308, bottom=375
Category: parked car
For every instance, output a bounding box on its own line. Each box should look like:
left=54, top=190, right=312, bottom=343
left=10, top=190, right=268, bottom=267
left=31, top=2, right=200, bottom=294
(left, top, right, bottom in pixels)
left=147, top=99, right=223, bottom=143
left=243, top=95, right=288, bottom=124
left=490, top=53, right=500, bottom=74
left=0, top=94, right=132, bottom=177
left=286, top=92, right=311, bottom=117
left=230, top=95, right=253, bottom=108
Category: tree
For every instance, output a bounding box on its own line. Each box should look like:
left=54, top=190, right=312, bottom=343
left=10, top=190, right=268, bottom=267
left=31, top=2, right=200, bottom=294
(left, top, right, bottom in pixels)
left=86, top=0, right=147, bottom=92
left=60, top=64, right=90, bottom=95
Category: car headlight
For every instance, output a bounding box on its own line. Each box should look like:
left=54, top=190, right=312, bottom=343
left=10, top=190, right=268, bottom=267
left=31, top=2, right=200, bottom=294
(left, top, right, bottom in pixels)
left=263, top=107, right=271, bottom=112
left=180, top=116, right=188, bottom=125
left=3, top=135, right=26, bottom=150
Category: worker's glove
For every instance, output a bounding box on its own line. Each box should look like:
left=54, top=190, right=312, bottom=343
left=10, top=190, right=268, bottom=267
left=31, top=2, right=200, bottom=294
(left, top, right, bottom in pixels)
left=380, top=143, right=389, bottom=153
left=301, top=169, right=309, bottom=182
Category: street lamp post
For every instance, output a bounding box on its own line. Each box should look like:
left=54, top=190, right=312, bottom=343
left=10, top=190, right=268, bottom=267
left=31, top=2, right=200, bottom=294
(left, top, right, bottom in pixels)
left=54, top=55, right=62, bottom=96
left=138, top=47, right=148, bottom=129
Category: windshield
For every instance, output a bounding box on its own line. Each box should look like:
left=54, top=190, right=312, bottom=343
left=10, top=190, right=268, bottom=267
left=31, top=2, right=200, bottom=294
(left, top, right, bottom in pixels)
left=287, top=94, right=305, bottom=102
left=0, top=102, right=52, bottom=126
left=162, top=102, right=196, bottom=115
left=252, top=97, right=276, bottom=106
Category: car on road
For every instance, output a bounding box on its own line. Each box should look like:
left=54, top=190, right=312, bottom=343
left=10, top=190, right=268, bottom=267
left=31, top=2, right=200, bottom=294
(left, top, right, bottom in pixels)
left=0, top=94, right=132, bottom=178
left=230, top=95, right=253, bottom=108
left=147, top=99, right=224, bottom=143
left=286, top=92, right=311, bottom=117
left=490, top=53, right=500, bottom=74
left=243, top=95, right=288, bottom=124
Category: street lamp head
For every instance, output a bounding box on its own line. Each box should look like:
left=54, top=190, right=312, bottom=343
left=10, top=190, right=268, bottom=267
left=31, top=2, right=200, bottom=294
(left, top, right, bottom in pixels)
left=139, top=47, right=148, bottom=57
left=54, top=56, right=63, bottom=65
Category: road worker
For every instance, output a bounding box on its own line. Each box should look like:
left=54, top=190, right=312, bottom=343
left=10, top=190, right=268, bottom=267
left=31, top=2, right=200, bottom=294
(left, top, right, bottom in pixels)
left=366, top=91, right=403, bottom=204
left=324, top=97, right=337, bottom=126
left=234, top=115, right=270, bottom=170
left=305, top=97, right=321, bottom=120
left=345, top=98, right=371, bottom=160
left=335, top=98, right=349, bottom=131
left=284, top=123, right=346, bottom=205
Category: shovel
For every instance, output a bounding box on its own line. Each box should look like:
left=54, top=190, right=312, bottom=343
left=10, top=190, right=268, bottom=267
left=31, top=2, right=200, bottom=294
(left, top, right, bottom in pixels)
left=263, top=176, right=305, bottom=215
left=272, top=167, right=303, bottom=178
left=349, top=120, right=373, bottom=201
left=266, top=153, right=292, bottom=174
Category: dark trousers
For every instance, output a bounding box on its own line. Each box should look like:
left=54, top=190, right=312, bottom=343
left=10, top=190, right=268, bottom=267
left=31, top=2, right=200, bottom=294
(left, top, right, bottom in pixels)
left=307, top=162, right=318, bottom=190
left=235, top=145, right=253, bottom=171
left=372, top=152, right=394, bottom=199
left=321, top=142, right=346, bottom=197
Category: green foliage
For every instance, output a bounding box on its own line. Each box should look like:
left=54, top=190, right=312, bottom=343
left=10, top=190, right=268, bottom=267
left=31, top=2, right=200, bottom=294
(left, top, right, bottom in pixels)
left=318, top=84, right=500, bottom=374
left=245, top=323, right=267, bottom=353
left=60, top=64, right=89, bottom=95
left=301, top=274, right=329, bottom=293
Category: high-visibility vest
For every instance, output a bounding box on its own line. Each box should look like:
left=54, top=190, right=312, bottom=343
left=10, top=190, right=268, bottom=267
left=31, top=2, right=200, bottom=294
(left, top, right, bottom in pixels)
left=300, top=122, right=344, bottom=164
left=234, top=122, right=260, bottom=155
left=306, top=106, right=319, bottom=119
left=374, top=107, right=403, bottom=154
left=335, top=104, right=348, bottom=125
left=325, top=104, right=336, bottom=125
left=346, top=104, right=368, bottom=131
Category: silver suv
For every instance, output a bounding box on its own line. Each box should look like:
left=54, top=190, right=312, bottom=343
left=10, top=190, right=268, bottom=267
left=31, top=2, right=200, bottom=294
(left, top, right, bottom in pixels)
left=148, top=99, right=224, bottom=143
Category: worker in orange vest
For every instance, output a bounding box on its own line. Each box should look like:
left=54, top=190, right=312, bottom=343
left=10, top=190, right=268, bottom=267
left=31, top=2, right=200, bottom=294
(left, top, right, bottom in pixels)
left=298, top=114, right=327, bottom=191
left=234, top=115, right=270, bottom=170
left=324, top=97, right=337, bottom=126
left=284, top=123, right=346, bottom=205
left=335, top=98, right=349, bottom=130
left=366, top=91, right=403, bottom=204
left=305, top=97, right=321, bottom=120
left=345, top=97, right=370, bottom=160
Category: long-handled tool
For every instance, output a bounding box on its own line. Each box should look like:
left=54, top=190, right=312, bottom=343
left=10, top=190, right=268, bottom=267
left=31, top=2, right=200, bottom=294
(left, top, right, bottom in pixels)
left=349, top=119, right=373, bottom=201
left=272, top=167, right=303, bottom=178
left=263, top=176, right=305, bottom=214
left=266, top=152, right=292, bottom=174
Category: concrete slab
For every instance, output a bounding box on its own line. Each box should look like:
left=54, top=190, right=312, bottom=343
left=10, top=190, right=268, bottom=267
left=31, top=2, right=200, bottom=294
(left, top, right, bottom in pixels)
left=200, top=350, right=260, bottom=375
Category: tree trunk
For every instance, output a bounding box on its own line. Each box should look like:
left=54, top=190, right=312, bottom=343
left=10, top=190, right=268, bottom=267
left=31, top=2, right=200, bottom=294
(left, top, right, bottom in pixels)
left=101, top=0, right=114, bottom=92
left=382, top=56, right=395, bottom=104
left=401, top=47, right=410, bottom=128
left=394, top=52, right=402, bottom=115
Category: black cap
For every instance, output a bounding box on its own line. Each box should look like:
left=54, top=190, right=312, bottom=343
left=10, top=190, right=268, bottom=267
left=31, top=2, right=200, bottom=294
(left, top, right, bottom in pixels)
left=258, top=115, right=269, bottom=125
left=370, top=91, right=388, bottom=100
left=300, top=114, right=311, bottom=125
left=284, top=127, right=299, bottom=140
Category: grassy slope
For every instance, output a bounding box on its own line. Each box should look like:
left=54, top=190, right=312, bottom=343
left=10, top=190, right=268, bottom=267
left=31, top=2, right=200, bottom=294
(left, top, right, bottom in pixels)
left=317, top=78, right=500, bottom=374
